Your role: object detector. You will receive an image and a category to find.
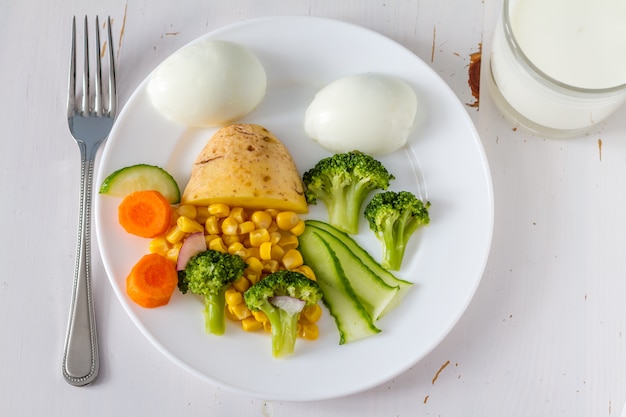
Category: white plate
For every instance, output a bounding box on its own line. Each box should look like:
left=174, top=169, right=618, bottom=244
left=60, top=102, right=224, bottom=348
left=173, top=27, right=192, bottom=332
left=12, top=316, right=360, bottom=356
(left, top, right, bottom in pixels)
left=95, top=16, right=493, bottom=401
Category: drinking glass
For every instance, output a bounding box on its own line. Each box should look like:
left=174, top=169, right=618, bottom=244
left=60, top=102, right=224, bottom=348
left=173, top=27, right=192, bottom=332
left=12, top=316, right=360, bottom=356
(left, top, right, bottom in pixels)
left=488, top=0, right=626, bottom=137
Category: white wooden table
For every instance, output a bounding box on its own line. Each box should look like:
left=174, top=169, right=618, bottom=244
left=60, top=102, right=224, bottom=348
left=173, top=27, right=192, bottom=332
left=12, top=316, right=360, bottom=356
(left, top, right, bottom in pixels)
left=3, top=1, right=626, bottom=415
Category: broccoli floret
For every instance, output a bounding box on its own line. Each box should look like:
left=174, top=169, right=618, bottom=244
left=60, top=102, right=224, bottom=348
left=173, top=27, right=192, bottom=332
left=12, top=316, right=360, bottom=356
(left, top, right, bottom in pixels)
left=182, top=250, right=247, bottom=335
left=302, top=151, right=394, bottom=234
left=244, top=270, right=323, bottom=358
left=364, top=191, right=430, bottom=271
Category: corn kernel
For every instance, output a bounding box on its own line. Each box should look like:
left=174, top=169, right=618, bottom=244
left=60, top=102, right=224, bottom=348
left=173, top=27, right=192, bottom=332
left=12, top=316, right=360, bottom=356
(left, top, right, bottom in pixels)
left=222, top=234, right=241, bottom=246
left=230, top=303, right=252, bottom=320
left=231, top=248, right=248, bottom=259
left=252, top=310, right=268, bottom=323
left=204, top=234, right=220, bottom=246
left=195, top=206, right=210, bottom=223
left=230, top=207, right=247, bottom=223
left=237, top=220, right=256, bottom=235
left=149, top=236, right=171, bottom=255
left=269, top=231, right=282, bottom=245
left=249, top=228, right=270, bottom=247
left=176, top=204, right=198, bottom=219
left=271, top=244, right=285, bottom=261
left=276, top=211, right=299, bottom=230
left=294, top=265, right=316, bottom=281
left=208, top=203, right=230, bottom=218
left=225, top=288, right=243, bottom=306
left=246, top=272, right=261, bottom=285
left=263, top=259, right=280, bottom=273
left=208, top=237, right=227, bottom=252
left=277, top=234, right=299, bottom=251
left=232, top=276, right=251, bottom=293
left=246, top=247, right=260, bottom=260
left=263, top=320, right=272, bottom=333
left=267, top=221, right=279, bottom=233
left=165, top=226, right=185, bottom=244
left=221, top=217, right=239, bottom=235
left=259, top=241, right=273, bottom=260
left=241, top=316, right=263, bottom=332
left=228, top=241, right=245, bottom=255
left=265, top=208, right=279, bottom=218
left=245, top=257, right=264, bottom=274
left=166, top=245, right=181, bottom=263
left=251, top=211, right=273, bottom=229
left=205, top=216, right=220, bottom=235
left=290, top=220, right=306, bottom=236
left=282, top=249, right=304, bottom=270
left=301, top=303, right=322, bottom=323
left=225, top=306, right=238, bottom=321
left=177, top=215, right=204, bottom=233
left=237, top=247, right=251, bottom=259
left=300, top=323, right=319, bottom=340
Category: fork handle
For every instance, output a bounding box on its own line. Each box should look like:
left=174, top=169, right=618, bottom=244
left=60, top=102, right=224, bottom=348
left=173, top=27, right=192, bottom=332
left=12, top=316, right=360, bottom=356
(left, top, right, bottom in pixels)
left=62, top=151, right=99, bottom=386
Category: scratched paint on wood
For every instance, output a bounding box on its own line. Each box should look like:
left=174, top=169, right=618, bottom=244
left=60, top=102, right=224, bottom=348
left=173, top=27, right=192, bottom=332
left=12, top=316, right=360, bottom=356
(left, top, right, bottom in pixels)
left=432, top=360, right=451, bottom=384
left=468, top=47, right=481, bottom=108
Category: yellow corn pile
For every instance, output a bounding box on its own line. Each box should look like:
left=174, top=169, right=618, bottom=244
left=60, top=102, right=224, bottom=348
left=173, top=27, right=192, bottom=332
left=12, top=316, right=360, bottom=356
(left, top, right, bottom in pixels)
left=148, top=203, right=321, bottom=340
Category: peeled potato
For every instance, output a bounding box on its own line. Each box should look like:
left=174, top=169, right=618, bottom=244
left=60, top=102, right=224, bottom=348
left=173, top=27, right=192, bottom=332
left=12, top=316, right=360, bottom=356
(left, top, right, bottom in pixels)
left=182, top=124, right=308, bottom=213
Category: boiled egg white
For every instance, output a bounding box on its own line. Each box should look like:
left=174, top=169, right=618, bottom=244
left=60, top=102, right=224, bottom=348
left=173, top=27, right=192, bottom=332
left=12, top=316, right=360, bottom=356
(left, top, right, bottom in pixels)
left=147, top=40, right=266, bottom=128
left=304, top=73, right=418, bottom=156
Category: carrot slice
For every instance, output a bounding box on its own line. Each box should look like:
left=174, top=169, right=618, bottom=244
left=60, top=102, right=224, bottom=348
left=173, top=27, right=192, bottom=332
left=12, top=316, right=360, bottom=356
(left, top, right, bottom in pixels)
left=118, top=190, right=173, bottom=238
left=126, top=253, right=178, bottom=308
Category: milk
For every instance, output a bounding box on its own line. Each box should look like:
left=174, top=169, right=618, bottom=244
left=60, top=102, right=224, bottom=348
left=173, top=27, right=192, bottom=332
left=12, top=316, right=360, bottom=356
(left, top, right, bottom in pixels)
left=489, top=0, right=626, bottom=135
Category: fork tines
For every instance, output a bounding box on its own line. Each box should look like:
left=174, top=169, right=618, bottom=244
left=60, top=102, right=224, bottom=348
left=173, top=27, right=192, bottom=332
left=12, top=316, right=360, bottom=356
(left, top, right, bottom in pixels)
left=68, top=15, right=117, bottom=118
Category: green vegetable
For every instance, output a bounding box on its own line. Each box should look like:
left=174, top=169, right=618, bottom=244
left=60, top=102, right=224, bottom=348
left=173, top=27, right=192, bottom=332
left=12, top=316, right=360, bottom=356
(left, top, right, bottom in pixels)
left=99, top=164, right=181, bottom=204
left=305, top=219, right=413, bottom=317
left=302, top=151, right=394, bottom=234
left=181, top=250, right=247, bottom=335
left=298, top=229, right=381, bottom=344
left=244, top=270, right=323, bottom=358
left=364, top=191, right=430, bottom=271
left=302, top=222, right=399, bottom=321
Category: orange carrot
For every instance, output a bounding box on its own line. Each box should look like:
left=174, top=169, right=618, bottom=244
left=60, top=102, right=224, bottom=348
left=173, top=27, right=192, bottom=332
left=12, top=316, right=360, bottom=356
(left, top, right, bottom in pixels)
left=126, top=253, right=178, bottom=308
left=118, top=190, right=173, bottom=238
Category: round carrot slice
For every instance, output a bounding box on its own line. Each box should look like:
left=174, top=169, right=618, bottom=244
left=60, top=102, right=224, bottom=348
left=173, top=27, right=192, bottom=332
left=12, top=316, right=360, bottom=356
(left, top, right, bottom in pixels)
left=126, top=253, right=178, bottom=308
left=118, top=190, right=173, bottom=238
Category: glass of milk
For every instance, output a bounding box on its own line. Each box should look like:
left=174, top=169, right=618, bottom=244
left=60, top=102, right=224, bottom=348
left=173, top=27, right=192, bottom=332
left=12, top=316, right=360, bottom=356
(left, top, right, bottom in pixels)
left=489, top=0, right=626, bottom=137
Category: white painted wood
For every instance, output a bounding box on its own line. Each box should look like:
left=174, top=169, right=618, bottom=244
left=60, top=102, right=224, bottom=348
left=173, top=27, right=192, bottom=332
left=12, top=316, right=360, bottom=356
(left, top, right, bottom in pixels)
left=3, top=0, right=625, bottom=415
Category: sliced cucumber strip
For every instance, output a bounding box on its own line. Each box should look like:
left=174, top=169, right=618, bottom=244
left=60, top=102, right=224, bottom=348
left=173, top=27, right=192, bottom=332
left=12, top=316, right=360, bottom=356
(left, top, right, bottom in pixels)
left=306, top=219, right=413, bottom=316
left=306, top=225, right=399, bottom=321
left=299, top=229, right=380, bottom=344
left=99, top=164, right=181, bottom=204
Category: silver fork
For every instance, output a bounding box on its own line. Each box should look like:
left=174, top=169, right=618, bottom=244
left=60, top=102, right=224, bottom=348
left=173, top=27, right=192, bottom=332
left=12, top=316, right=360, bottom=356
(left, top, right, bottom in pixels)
left=62, top=15, right=116, bottom=386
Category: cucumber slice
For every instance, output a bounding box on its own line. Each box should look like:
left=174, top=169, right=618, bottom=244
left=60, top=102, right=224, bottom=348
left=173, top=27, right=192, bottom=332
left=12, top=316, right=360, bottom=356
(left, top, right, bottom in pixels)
left=307, top=226, right=399, bottom=321
left=299, top=229, right=380, bottom=344
left=305, top=220, right=413, bottom=316
left=99, top=164, right=181, bottom=204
